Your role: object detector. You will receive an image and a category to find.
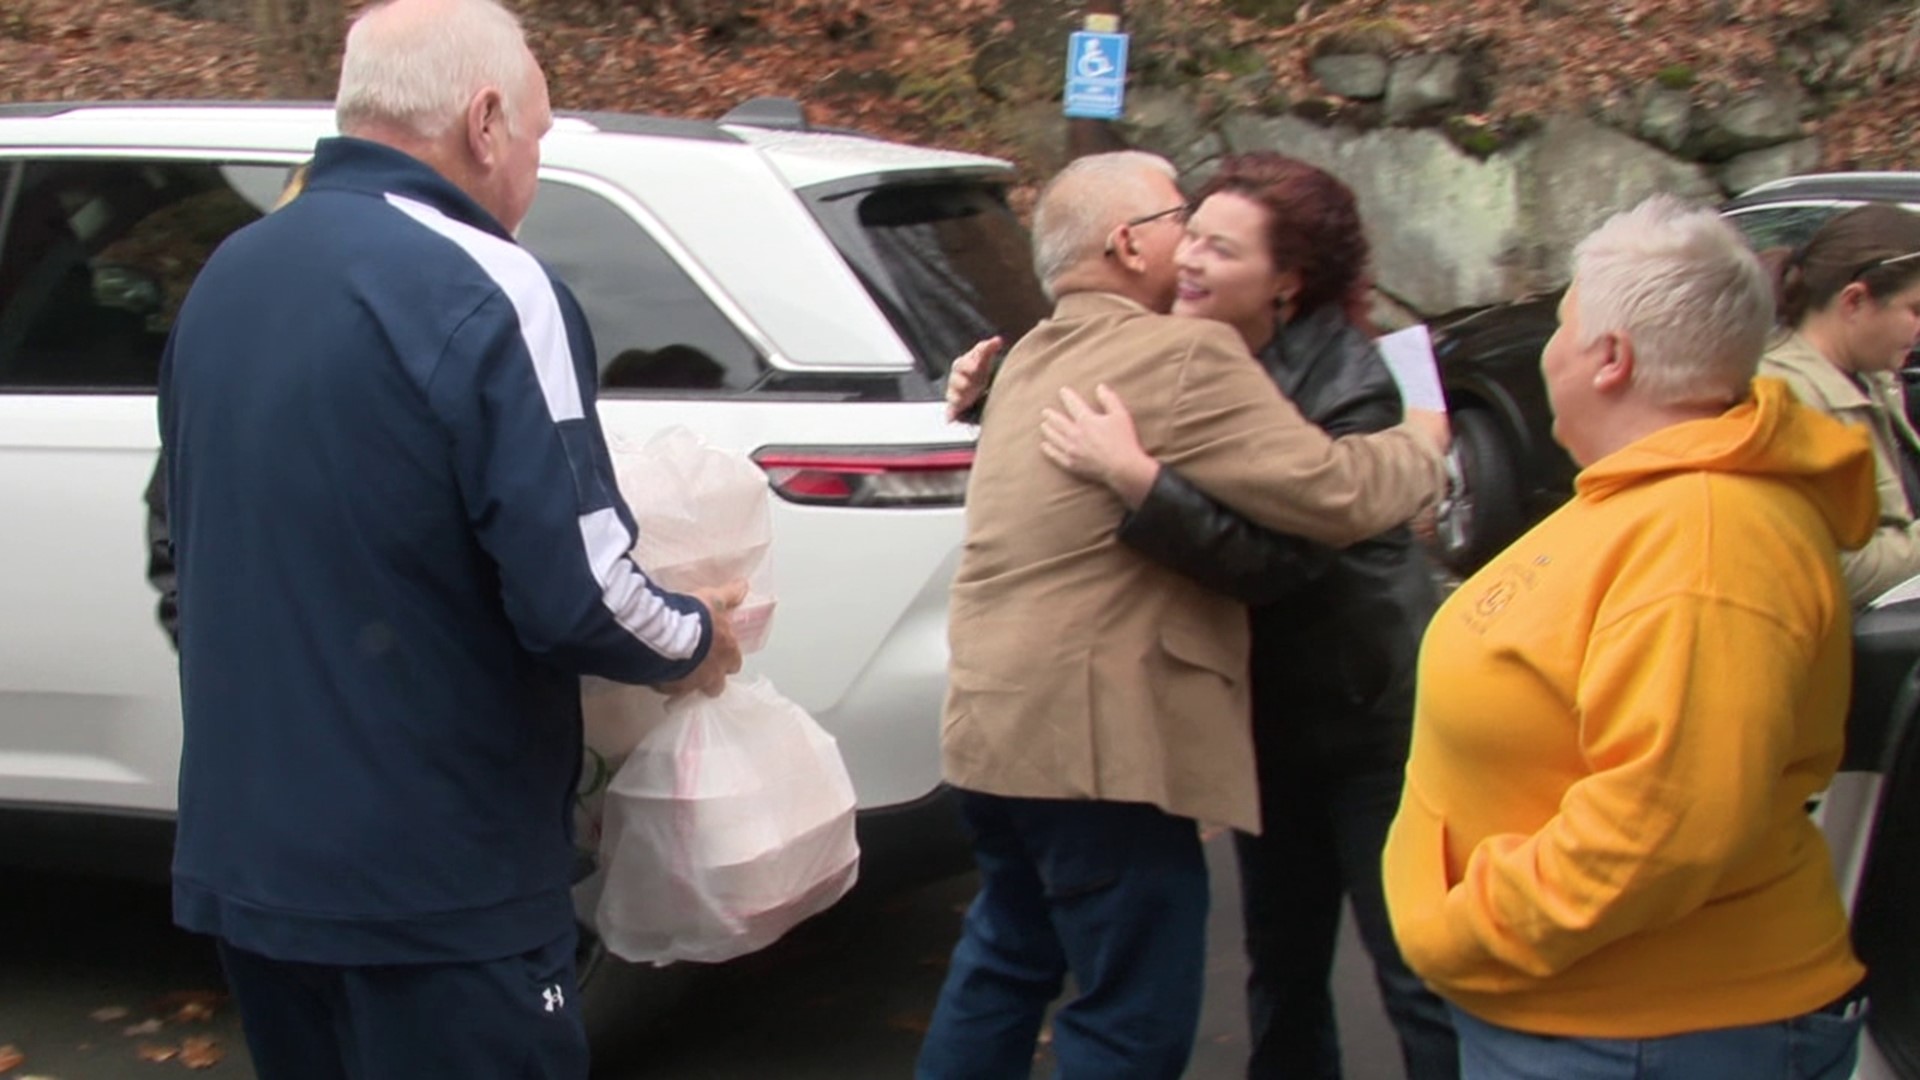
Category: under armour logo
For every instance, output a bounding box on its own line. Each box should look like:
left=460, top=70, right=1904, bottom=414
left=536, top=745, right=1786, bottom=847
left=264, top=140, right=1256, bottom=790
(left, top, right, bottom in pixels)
left=542, top=984, right=565, bottom=1013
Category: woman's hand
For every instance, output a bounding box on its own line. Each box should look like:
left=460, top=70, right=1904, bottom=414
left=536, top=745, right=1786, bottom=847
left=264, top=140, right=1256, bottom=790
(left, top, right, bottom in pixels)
left=1040, top=385, right=1160, bottom=508
left=945, top=336, right=1003, bottom=423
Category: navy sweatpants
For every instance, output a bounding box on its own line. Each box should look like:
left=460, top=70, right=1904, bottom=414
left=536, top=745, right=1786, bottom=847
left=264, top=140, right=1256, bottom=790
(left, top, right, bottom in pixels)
left=216, top=931, right=588, bottom=1080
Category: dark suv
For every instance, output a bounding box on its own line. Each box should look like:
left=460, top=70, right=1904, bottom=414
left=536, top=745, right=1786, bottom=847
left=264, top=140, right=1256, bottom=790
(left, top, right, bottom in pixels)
left=1430, top=171, right=1920, bottom=574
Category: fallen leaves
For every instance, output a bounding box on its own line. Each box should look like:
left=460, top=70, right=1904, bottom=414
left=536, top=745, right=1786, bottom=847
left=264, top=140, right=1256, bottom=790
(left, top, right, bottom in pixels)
left=178, top=1036, right=224, bottom=1070
left=72, top=990, right=230, bottom=1069
left=156, top=992, right=225, bottom=1025
left=132, top=1036, right=224, bottom=1068
left=0, top=991, right=230, bottom=1078
left=3, top=0, right=1920, bottom=178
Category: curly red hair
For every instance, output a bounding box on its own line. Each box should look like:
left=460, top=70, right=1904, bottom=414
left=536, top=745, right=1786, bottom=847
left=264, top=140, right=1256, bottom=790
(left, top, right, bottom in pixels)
left=1191, top=153, right=1374, bottom=330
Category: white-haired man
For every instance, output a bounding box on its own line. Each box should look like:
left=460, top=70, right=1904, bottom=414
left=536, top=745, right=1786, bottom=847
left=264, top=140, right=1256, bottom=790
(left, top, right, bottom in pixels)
left=917, top=151, right=1450, bottom=1079
left=1384, top=195, right=1878, bottom=1079
left=158, top=0, right=741, bottom=1074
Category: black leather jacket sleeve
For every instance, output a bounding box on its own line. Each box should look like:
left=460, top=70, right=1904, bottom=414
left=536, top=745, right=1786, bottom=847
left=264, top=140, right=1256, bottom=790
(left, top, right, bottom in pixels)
left=1118, top=466, right=1335, bottom=605
left=1113, top=313, right=1406, bottom=606
left=144, top=454, right=179, bottom=648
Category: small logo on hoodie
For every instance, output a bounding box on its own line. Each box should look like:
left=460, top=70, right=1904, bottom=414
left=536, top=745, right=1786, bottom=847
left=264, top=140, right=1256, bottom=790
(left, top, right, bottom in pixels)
left=542, top=984, right=565, bottom=1013
left=1460, top=558, right=1545, bottom=635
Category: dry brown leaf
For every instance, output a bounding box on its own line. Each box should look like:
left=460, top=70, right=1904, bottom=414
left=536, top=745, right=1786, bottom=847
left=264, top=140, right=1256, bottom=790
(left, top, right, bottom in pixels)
left=122, top=1019, right=164, bottom=1037
left=0, top=1044, right=24, bottom=1071
left=884, top=1011, right=932, bottom=1035
left=153, top=990, right=224, bottom=1015
left=170, top=1001, right=217, bottom=1024
left=90, top=1005, right=131, bottom=1022
left=178, top=1036, right=224, bottom=1070
left=134, top=1042, right=179, bottom=1063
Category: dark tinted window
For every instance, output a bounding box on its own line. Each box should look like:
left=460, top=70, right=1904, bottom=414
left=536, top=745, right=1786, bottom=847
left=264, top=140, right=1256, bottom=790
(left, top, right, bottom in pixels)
left=0, top=160, right=289, bottom=391
left=1725, top=203, right=1848, bottom=252
left=519, top=182, right=766, bottom=395
left=807, top=180, right=1049, bottom=381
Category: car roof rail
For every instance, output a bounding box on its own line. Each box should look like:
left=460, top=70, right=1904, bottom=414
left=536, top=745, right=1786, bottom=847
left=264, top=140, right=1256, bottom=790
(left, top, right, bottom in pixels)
left=720, top=96, right=813, bottom=132
left=0, top=99, right=334, bottom=119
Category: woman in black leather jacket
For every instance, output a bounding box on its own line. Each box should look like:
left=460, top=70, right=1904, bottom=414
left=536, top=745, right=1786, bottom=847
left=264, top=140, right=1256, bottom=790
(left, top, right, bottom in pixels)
left=954, top=153, right=1458, bottom=1079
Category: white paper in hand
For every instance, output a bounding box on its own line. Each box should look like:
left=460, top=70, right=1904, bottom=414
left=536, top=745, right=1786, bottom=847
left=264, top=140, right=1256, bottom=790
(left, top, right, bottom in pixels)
left=1376, top=325, right=1447, bottom=413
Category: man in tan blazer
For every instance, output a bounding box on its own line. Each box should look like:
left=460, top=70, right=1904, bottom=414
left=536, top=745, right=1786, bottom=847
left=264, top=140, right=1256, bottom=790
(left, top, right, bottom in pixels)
left=916, top=151, right=1450, bottom=1080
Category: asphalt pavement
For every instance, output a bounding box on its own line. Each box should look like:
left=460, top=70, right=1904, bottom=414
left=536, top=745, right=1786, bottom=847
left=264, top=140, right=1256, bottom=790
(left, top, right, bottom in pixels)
left=0, top=836, right=1408, bottom=1079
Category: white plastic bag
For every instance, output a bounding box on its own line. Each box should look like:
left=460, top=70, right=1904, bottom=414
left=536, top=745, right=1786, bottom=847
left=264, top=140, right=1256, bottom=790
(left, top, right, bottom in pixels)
left=608, top=426, right=776, bottom=651
left=577, top=428, right=781, bottom=849
left=574, top=678, right=672, bottom=854
left=593, top=676, right=860, bottom=965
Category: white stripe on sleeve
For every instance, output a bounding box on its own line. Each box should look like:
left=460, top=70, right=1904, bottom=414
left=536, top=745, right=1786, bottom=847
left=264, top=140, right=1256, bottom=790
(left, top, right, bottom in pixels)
left=385, top=194, right=583, bottom=422
left=578, top=508, right=704, bottom=660
left=388, top=194, right=703, bottom=662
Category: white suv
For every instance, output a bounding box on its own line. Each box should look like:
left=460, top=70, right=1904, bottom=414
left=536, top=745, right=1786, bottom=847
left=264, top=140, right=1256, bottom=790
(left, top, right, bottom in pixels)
left=0, top=101, right=1043, bottom=924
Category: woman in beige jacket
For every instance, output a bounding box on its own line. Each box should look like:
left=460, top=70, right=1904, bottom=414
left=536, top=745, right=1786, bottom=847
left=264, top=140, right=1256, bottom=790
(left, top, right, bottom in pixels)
left=1760, top=202, right=1920, bottom=607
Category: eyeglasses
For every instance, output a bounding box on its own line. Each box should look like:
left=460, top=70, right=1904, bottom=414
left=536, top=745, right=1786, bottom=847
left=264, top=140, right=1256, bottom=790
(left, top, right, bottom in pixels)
left=1849, top=250, right=1920, bottom=282
left=1125, top=203, right=1191, bottom=229
left=1104, top=202, right=1190, bottom=257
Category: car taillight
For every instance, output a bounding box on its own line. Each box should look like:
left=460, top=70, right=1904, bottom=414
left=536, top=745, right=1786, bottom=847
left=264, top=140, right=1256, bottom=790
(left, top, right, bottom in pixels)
left=752, top=445, right=973, bottom=507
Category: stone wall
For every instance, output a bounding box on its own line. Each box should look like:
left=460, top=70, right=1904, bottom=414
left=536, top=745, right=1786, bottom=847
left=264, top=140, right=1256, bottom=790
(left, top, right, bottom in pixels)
left=987, top=39, right=1844, bottom=318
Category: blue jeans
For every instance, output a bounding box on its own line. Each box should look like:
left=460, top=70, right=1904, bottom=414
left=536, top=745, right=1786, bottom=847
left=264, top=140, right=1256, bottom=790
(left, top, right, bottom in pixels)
left=916, top=790, right=1210, bottom=1080
left=1450, top=1001, right=1865, bottom=1080
left=1236, top=762, right=1458, bottom=1080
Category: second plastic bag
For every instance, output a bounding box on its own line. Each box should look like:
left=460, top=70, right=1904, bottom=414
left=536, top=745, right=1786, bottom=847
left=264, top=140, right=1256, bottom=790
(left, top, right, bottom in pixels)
left=594, top=676, right=860, bottom=965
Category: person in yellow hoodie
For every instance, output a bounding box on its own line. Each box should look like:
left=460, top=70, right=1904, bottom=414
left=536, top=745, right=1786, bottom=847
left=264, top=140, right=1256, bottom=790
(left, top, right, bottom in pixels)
left=1383, top=194, right=1879, bottom=1080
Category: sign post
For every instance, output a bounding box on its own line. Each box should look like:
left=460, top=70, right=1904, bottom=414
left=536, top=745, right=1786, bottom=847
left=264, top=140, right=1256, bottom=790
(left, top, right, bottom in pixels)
left=1065, top=4, right=1129, bottom=162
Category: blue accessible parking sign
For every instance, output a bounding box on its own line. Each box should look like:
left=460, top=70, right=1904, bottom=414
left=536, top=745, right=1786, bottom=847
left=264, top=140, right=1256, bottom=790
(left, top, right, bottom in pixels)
left=1064, top=31, right=1129, bottom=120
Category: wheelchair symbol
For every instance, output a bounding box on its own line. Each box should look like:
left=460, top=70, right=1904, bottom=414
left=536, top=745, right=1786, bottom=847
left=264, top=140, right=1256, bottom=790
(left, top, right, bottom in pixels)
left=1076, top=40, right=1116, bottom=79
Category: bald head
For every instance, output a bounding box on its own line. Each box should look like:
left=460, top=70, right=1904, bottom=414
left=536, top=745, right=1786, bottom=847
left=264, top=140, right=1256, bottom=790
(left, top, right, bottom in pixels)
left=1031, top=152, right=1180, bottom=290
left=336, top=0, right=536, bottom=140
left=1031, top=151, right=1184, bottom=308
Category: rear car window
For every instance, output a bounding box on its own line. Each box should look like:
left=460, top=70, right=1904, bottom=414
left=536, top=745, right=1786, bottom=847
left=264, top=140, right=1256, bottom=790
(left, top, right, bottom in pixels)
left=1724, top=203, right=1848, bottom=253
left=806, top=179, right=1049, bottom=381
left=519, top=181, right=767, bottom=395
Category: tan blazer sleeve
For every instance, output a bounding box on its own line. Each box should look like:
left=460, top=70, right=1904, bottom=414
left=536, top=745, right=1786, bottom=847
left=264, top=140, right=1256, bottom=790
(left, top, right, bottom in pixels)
left=1154, top=322, right=1445, bottom=548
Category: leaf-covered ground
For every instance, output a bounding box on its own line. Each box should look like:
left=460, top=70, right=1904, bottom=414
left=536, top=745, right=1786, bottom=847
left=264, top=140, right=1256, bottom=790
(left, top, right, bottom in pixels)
left=0, top=0, right=1916, bottom=173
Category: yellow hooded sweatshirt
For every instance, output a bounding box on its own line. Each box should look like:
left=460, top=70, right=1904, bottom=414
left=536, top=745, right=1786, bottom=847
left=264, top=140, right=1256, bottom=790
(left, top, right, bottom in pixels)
left=1384, top=377, right=1878, bottom=1038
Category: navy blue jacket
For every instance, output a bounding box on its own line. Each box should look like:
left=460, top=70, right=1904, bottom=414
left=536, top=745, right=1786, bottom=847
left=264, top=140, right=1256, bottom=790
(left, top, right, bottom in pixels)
left=159, top=137, right=712, bottom=964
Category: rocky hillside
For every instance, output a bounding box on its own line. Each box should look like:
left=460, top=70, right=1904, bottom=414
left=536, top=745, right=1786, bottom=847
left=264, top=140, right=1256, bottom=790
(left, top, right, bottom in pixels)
left=2, top=0, right=1919, bottom=178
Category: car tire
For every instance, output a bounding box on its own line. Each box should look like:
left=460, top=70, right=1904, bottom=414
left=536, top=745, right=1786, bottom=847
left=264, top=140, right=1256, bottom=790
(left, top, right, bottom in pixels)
left=1434, top=407, right=1525, bottom=575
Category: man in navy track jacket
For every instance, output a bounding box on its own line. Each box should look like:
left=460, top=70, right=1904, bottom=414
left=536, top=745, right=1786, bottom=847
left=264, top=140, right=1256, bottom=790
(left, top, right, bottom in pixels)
left=156, top=0, right=742, bottom=1073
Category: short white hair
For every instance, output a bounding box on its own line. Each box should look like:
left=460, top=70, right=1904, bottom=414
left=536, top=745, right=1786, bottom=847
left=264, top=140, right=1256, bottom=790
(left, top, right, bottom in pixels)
left=335, top=0, right=532, bottom=139
left=1572, top=194, right=1773, bottom=406
left=1031, top=151, right=1179, bottom=296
